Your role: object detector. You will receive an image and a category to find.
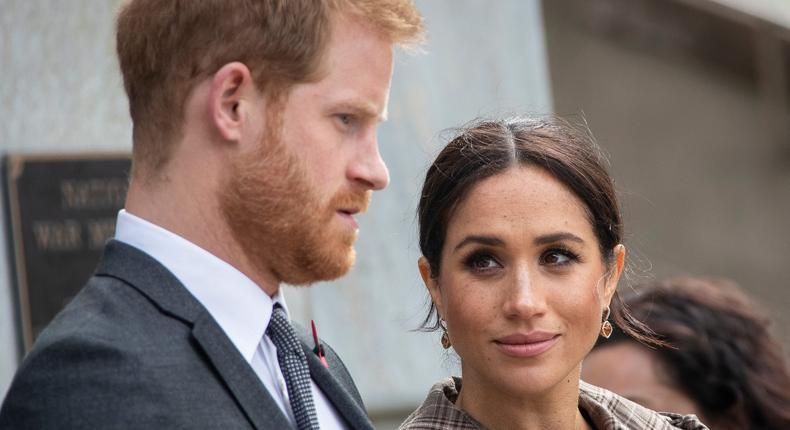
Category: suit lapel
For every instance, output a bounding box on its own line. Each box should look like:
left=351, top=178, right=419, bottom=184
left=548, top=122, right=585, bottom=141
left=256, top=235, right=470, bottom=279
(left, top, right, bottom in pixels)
left=301, top=343, right=374, bottom=430
left=193, top=313, right=292, bottom=430
left=96, top=241, right=293, bottom=430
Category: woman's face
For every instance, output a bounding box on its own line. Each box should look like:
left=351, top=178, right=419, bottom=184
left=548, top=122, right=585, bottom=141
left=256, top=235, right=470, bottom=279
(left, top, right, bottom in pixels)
left=420, top=166, right=624, bottom=397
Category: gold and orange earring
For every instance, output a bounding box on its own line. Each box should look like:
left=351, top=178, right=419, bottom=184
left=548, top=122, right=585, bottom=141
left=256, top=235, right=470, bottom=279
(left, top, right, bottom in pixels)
left=439, top=318, right=451, bottom=349
left=600, top=306, right=613, bottom=338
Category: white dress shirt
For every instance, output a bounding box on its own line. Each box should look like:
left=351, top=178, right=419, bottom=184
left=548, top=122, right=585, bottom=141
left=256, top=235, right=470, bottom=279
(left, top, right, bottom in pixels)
left=115, top=210, right=347, bottom=429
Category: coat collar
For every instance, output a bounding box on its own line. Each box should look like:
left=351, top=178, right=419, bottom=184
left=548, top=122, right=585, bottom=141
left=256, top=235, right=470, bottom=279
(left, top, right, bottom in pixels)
left=301, top=341, right=373, bottom=430
left=94, top=240, right=291, bottom=429
left=402, top=378, right=708, bottom=430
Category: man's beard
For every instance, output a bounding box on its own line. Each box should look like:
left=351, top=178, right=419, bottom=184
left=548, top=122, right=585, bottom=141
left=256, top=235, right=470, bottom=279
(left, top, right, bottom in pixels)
left=219, top=128, right=371, bottom=286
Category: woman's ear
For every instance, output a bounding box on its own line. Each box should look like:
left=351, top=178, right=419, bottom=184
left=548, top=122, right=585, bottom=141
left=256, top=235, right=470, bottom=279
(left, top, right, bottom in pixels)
left=418, top=257, right=444, bottom=318
left=603, top=244, right=626, bottom=304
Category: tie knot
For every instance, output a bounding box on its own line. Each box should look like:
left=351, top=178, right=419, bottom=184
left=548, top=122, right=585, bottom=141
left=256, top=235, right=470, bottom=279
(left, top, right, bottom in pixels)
left=267, top=305, right=305, bottom=357
left=266, top=305, right=319, bottom=430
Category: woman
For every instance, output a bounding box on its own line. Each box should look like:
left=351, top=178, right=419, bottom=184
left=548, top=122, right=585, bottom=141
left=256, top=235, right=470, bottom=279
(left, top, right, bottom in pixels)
left=583, top=276, right=790, bottom=430
left=400, top=117, right=707, bottom=429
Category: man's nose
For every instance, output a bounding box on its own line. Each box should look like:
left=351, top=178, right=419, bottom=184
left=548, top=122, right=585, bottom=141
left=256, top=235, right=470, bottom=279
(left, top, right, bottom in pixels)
left=349, top=131, right=389, bottom=190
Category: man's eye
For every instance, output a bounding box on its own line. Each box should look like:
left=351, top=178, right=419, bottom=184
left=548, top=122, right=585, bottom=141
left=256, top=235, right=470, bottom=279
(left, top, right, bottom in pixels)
left=337, top=114, right=353, bottom=126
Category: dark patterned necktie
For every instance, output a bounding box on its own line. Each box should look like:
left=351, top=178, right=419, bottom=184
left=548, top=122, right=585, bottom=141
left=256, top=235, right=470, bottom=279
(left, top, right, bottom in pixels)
left=267, top=305, right=320, bottom=430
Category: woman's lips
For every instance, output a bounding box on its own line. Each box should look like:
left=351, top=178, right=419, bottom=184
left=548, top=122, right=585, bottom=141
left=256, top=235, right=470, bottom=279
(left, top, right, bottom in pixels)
left=494, top=332, right=560, bottom=358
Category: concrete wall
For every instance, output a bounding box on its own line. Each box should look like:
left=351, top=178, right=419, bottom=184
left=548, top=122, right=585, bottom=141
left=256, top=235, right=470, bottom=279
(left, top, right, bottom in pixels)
left=543, top=0, right=790, bottom=346
left=0, top=1, right=553, bottom=424
left=0, top=0, right=133, bottom=397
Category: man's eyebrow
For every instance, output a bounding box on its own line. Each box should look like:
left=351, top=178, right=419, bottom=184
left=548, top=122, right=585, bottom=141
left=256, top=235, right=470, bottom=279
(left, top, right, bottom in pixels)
left=331, top=99, right=386, bottom=122
left=533, top=232, right=585, bottom=246
left=453, top=235, right=505, bottom=252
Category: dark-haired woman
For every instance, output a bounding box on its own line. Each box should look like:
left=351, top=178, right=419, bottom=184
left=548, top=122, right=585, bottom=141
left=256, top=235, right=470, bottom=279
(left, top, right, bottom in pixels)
left=400, top=117, right=707, bottom=430
left=583, top=276, right=790, bottom=430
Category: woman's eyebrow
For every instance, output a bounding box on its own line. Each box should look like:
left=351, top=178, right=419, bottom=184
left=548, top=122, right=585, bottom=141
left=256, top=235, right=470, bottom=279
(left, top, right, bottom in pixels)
left=453, top=235, right=504, bottom=252
left=533, top=232, right=585, bottom=246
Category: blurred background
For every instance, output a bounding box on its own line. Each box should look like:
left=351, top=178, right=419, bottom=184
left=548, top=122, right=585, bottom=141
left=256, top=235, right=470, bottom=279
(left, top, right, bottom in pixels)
left=1, top=0, right=788, bottom=428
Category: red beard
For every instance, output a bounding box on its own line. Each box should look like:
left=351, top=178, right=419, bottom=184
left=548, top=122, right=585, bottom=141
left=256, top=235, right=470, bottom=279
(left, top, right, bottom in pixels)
left=220, top=128, right=370, bottom=286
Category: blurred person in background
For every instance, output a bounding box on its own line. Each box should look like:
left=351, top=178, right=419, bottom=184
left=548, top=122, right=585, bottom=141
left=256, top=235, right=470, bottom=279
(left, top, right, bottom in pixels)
left=583, top=276, right=790, bottom=430
left=401, top=117, right=706, bottom=429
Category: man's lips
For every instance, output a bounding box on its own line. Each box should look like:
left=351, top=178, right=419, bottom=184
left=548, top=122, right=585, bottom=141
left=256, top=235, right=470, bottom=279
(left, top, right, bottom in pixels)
left=494, top=332, right=560, bottom=358
left=337, top=208, right=360, bottom=229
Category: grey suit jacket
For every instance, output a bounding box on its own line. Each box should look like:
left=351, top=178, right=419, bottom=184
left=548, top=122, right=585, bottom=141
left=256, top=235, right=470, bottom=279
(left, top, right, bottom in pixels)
left=0, top=240, right=374, bottom=430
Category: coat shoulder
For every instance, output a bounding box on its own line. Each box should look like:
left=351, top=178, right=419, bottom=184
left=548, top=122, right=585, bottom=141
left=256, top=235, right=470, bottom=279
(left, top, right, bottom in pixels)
left=0, top=278, right=177, bottom=428
left=0, top=273, right=250, bottom=429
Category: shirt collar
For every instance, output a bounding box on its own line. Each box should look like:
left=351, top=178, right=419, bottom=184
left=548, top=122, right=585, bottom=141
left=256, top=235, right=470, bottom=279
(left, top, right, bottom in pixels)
left=114, top=209, right=288, bottom=363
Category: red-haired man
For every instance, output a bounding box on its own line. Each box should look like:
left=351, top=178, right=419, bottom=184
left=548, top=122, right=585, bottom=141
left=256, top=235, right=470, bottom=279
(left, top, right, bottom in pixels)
left=0, top=1, right=423, bottom=429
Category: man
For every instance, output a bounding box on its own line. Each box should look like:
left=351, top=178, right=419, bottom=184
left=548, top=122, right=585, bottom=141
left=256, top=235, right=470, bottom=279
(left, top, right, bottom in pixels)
left=0, top=1, right=423, bottom=428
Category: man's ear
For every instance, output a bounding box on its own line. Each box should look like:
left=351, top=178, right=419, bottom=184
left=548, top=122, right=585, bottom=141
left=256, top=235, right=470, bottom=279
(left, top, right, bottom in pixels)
left=418, top=257, right=444, bottom=318
left=603, top=244, right=626, bottom=304
left=208, top=62, right=258, bottom=143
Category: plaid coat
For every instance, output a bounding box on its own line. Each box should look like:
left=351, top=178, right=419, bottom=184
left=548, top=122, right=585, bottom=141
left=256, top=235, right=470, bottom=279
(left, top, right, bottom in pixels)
left=399, top=377, right=708, bottom=430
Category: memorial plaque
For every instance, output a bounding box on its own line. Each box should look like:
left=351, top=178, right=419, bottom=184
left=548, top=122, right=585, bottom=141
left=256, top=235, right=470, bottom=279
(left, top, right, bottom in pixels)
left=3, top=154, right=131, bottom=351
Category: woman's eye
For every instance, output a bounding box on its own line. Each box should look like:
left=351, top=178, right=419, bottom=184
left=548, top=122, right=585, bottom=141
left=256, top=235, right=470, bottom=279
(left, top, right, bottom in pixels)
left=540, top=249, right=577, bottom=266
left=465, top=253, right=501, bottom=272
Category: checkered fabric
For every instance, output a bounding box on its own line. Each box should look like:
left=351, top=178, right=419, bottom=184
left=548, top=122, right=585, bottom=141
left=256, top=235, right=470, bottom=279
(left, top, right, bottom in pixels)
left=399, top=378, right=709, bottom=429
left=267, top=305, right=320, bottom=430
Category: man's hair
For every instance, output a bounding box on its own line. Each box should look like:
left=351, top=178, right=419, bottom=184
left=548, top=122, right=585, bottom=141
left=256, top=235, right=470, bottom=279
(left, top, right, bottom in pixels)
left=116, top=0, right=423, bottom=175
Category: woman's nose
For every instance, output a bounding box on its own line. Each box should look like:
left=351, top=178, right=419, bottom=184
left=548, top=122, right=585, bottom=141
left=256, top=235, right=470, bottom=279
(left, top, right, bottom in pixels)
left=502, top=267, right=547, bottom=319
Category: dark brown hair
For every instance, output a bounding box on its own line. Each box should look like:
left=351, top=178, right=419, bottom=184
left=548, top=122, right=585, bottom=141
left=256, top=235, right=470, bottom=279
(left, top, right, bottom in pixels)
left=116, top=0, right=423, bottom=175
left=417, top=116, right=656, bottom=345
left=596, top=276, right=790, bottom=430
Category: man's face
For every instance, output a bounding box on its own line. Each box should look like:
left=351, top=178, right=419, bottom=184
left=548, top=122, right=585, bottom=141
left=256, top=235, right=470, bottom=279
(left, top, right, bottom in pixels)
left=221, top=13, right=394, bottom=286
